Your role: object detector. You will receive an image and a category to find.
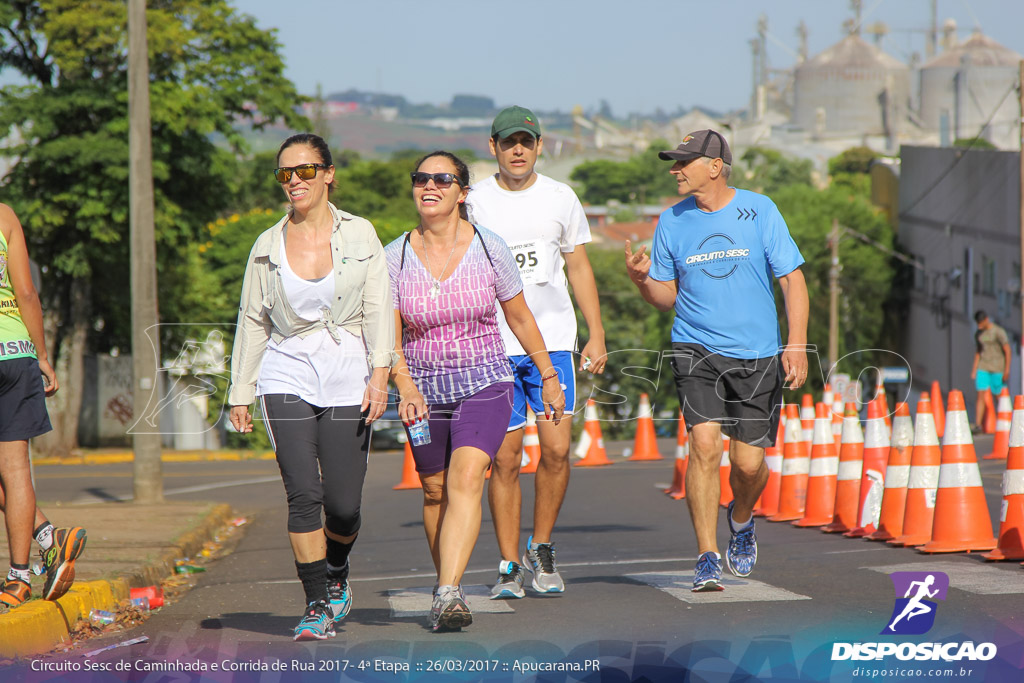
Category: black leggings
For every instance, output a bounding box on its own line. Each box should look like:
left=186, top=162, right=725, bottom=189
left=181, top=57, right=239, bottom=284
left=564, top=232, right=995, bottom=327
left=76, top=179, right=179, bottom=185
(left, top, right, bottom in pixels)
left=260, top=394, right=370, bottom=535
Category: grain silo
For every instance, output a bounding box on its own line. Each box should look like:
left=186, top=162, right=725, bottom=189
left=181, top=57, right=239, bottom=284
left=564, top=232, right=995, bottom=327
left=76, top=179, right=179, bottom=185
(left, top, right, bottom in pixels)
left=793, top=32, right=910, bottom=137
left=918, top=30, right=1022, bottom=148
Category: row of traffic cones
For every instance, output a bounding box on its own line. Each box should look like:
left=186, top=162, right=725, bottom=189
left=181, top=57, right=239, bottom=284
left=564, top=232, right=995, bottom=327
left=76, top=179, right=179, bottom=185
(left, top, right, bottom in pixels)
left=750, top=389, right=1022, bottom=559
left=391, top=385, right=1024, bottom=565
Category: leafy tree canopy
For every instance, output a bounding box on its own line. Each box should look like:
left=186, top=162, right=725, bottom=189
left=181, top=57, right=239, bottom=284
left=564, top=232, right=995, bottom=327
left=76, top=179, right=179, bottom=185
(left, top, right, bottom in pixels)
left=0, top=0, right=308, bottom=355
left=569, top=140, right=678, bottom=205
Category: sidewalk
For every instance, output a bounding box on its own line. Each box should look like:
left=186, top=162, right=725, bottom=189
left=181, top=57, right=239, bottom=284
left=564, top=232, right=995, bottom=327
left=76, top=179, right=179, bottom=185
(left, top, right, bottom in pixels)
left=33, top=449, right=275, bottom=466
left=0, top=502, right=234, bottom=659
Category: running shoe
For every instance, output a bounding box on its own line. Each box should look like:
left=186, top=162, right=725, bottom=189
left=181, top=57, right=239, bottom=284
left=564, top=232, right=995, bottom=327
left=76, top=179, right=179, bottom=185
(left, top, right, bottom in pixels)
left=430, top=585, right=472, bottom=632
left=521, top=536, right=565, bottom=593
left=692, top=551, right=725, bottom=592
left=293, top=600, right=336, bottom=641
left=326, top=565, right=353, bottom=623
left=490, top=560, right=526, bottom=599
left=0, top=578, right=31, bottom=610
left=40, top=526, right=87, bottom=601
left=726, top=501, right=758, bottom=577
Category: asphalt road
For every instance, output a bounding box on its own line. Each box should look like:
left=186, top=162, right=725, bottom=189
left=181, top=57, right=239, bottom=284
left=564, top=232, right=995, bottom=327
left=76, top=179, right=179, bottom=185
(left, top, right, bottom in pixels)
left=14, top=439, right=1024, bottom=682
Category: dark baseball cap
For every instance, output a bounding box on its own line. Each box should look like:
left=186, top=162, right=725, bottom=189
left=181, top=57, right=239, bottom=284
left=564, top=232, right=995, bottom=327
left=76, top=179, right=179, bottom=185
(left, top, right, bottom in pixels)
left=491, top=105, right=541, bottom=140
left=659, top=129, right=732, bottom=165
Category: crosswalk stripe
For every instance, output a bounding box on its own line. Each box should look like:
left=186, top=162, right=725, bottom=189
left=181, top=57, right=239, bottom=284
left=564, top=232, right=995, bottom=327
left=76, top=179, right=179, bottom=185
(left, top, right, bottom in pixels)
left=865, top=561, right=1024, bottom=594
left=387, top=584, right=514, bottom=617
left=626, top=571, right=811, bottom=604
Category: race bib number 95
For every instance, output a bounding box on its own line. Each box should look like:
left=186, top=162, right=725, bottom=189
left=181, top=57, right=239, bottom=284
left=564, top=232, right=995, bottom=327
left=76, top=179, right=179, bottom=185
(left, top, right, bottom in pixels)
left=507, top=239, right=548, bottom=285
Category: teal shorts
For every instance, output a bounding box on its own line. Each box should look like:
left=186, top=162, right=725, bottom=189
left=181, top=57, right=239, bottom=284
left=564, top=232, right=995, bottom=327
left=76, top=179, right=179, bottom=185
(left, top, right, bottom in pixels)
left=975, top=369, right=1005, bottom=393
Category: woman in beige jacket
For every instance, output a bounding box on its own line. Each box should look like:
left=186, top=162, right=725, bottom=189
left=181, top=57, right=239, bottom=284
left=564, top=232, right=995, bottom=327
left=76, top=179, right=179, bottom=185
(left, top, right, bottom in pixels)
left=227, top=134, right=395, bottom=641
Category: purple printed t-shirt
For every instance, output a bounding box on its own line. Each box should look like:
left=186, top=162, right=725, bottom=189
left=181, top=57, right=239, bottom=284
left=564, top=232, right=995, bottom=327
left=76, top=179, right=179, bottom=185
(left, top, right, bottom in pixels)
left=385, top=226, right=523, bottom=405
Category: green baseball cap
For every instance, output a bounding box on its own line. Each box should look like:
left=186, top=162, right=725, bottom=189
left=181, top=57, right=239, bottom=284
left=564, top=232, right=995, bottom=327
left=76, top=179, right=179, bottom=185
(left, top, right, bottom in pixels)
left=491, top=105, right=541, bottom=140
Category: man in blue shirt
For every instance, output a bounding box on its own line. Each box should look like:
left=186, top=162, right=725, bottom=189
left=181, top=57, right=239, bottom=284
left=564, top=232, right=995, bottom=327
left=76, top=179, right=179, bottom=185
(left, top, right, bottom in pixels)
left=625, top=130, right=809, bottom=591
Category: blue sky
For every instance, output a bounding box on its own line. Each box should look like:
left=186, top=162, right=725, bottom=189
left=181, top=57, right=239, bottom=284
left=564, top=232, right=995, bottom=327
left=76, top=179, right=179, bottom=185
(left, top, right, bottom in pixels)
left=241, top=0, right=1024, bottom=116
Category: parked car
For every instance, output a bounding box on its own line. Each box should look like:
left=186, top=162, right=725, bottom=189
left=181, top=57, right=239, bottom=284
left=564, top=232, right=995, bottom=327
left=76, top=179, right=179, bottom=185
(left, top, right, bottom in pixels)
left=371, top=394, right=408, bottom=451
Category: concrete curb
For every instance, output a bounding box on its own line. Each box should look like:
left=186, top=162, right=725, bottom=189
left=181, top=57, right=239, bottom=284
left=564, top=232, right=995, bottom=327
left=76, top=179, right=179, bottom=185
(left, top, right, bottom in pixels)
left=0, top=503, right=234, bottom=659
left=34, top=451, right=276, bottom=466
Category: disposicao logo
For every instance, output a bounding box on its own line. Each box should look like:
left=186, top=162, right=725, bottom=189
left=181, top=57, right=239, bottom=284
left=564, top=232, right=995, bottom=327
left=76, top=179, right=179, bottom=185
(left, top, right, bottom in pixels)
left=883, top=571, right=947, bottom=635
left=831, top=571, right=997, bottom=662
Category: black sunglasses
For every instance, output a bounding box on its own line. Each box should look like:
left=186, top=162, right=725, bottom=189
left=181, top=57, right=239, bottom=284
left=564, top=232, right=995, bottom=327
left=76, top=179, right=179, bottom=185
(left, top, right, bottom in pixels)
left=274, top=163, right=329, bottom=183
left=410, top=172, right=462, bottom=189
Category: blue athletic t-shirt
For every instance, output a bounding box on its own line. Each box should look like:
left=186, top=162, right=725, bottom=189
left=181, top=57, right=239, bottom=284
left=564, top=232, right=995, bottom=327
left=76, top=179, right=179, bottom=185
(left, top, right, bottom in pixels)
left=649, top=188, right=804, bottom=359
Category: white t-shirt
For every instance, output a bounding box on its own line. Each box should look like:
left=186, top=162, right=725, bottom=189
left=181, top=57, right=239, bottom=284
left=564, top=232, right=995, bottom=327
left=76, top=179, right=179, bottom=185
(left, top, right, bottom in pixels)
left=466, top=173, right=591, bottom=356
left=257, top=235, right=369, bottom=407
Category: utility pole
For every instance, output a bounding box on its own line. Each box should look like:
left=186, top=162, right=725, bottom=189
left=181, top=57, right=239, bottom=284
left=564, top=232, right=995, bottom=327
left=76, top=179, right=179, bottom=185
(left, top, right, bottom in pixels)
left=129, top=0, right=163, bottom=503
left=829, top=219, right=841, bottom=371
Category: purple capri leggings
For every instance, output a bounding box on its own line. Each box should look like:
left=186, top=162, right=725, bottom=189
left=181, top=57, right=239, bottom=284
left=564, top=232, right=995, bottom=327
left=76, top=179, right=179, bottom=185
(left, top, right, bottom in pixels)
left=408, top=382, right=514, bottom=475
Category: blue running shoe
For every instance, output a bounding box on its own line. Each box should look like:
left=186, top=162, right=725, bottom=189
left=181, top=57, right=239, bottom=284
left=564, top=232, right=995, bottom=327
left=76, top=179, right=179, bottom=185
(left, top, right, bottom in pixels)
left=293, top=600, right=336, bottom=641
left=692, top=551, right=725, bottom=592
left=326, top=564, right=353, bottom=623
left=726, top=500, right=758, bottom=577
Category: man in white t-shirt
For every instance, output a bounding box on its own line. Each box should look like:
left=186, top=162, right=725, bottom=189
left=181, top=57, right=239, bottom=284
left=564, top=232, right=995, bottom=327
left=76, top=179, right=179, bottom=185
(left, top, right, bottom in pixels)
left=466, top=105, right=606, bottom=598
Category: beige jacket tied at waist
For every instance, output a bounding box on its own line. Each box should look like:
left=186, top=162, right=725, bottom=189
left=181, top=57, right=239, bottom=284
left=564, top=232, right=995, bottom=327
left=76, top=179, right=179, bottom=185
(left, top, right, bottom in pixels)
left=228, top=203, right=397, bottom=407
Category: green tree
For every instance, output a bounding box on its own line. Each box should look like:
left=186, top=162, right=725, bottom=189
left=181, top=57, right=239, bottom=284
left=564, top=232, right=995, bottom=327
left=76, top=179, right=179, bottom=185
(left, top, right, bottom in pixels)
left=0, top=0, right=307, bottom=455
left=569, top=140, right=678, bottom=205
left=736, top=147, right=814, bottom=194
left=574, top=248, right=676, bottom=439
left=772, top=183, right=895, bottom=382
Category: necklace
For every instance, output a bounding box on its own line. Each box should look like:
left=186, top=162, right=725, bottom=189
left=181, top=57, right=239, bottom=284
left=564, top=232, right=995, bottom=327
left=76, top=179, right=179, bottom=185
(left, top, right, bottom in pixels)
left=420, top=224, right=459, bottom=299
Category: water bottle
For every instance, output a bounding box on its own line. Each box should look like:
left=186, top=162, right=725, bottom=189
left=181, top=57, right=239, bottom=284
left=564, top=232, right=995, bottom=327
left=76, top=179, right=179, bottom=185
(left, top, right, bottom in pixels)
left=90, top=609, right=116, bottom=625
left=408, top=417, right=431, bottom=446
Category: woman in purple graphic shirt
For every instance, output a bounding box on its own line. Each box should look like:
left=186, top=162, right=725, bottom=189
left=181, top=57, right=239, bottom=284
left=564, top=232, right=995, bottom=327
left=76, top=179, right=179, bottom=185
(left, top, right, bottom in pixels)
left=385, top=151, right=564, bottom=633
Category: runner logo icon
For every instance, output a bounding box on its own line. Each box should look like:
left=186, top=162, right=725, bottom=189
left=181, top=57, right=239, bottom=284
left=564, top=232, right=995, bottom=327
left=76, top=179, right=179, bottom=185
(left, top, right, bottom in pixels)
left=882, top=571, right=948, bottom=635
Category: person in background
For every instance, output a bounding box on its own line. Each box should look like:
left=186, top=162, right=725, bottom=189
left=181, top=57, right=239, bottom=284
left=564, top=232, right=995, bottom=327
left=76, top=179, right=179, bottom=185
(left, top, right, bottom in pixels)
left=228, top=133, right=395, bottom=640
left=971, top=309, right=1011, bottom=433
left=0, top=203, right=86, bottom=610
left=385, top=150, right=564, bottom=632
left=466, top=106, right=606, bottom=599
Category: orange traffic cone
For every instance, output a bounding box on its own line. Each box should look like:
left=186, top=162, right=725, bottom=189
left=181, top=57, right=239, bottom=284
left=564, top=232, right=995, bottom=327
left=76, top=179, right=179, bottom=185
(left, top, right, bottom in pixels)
left=719, top=434, right=734, bottom=507
left=393, top=442, right=422, bottom=490
left=628, top=393, right=664, bottom=461
left=666, top=413, right=687, bottom=498
left=846, top=398, right=891, bottom=537
left=982, top=395, right=1024, bottom=560
left=755, top=411, right=786, bottom=517
left=984, top=388, right=1012, bottom=460
left=866, top=401, right=915, bottom=542
left=877, top=386, right=892, bottom=431
left=831, top=396, right=844, bottom=453
left=520, top=409, right=541, bottom=474
left=800, top=393, right=815, bottom=444
left=917, top=390, right=997, bottom=553
left=822, top=384, right=834, bottom=409
left=889, top=393, right=941, bottom=547
left=930, top=380, right=945, bottom=438
left=983, top=389, right=997, bottom=434
left=793, top=403, right=838, bottom=528
left=576, top=399, right=613, bottom=467
left=821, top=404, right=863, bottom=533
left=769, top=403, right=809, bottom=522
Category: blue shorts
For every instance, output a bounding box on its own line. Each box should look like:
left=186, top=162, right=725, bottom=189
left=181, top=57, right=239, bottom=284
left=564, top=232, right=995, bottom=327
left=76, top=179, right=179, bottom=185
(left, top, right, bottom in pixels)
left=976, top=369, right=1005, bottom=393
left=507, top=351, right=577, bottom=431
